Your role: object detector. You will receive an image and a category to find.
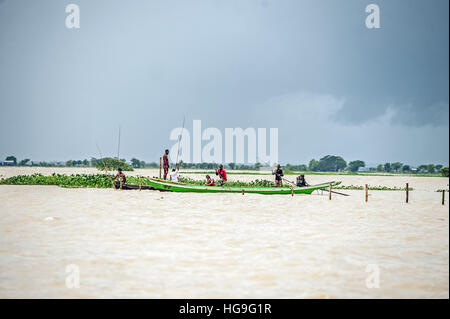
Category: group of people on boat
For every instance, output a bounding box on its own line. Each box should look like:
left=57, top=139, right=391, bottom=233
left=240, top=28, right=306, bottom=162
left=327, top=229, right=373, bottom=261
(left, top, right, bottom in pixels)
left=112, top=148, right=307, bottom=189
left=204, top=164, right=227, bottom=186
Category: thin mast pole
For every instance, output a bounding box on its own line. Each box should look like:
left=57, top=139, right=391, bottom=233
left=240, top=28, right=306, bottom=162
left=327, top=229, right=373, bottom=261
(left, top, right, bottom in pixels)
left=117, top=125, right=121, bottom=159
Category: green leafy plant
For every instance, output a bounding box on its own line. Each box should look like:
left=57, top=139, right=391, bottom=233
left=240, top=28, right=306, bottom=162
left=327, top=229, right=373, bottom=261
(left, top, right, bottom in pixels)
left=96, top=158, right=133, bottom=171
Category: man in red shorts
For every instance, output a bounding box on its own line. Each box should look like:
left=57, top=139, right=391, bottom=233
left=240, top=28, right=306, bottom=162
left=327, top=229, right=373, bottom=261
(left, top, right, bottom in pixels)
left=163, top=149, right=170, bottom=180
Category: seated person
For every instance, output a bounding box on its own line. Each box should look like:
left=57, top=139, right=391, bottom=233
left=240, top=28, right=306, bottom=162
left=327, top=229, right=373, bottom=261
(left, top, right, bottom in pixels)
left=169, top=164, right=179, bottom=182
left=113, top=168, right=127, bottom=189
left=296, top=174, right=308, bottom=187
left=205, top=175, right=215, bottom=186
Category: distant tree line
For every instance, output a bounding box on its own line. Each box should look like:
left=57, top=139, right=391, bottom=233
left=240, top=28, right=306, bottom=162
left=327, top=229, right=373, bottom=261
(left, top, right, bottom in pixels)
left=1, top=154, right=449, bottom=177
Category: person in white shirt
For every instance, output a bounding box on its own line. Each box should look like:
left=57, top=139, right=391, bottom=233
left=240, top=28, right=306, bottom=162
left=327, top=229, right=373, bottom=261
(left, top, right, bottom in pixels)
left=169, top=164, right=179, bottom=182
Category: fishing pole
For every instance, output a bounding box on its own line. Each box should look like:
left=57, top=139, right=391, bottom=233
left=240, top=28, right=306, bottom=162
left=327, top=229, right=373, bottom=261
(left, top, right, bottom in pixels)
left=282, top=177, right=349, bottom=196
left=95, top=142, right=115, bottom=186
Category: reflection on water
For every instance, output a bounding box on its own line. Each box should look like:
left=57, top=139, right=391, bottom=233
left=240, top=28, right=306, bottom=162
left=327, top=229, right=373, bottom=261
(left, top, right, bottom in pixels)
left=0, top=173, right=448, bottom=298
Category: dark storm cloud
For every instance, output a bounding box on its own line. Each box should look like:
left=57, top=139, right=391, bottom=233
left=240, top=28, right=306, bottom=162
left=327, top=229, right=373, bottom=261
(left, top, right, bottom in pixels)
left=0, top=0, right=448, bottom=165
left=330, top=0, right=449, bottom=127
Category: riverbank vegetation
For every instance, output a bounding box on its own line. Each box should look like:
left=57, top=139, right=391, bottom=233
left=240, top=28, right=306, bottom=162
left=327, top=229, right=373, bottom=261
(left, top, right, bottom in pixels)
left=2, top=155, right=448, bottom=177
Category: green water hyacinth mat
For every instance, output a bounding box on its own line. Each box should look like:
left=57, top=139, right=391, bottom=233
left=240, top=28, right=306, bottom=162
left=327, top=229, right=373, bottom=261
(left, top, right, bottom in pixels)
left=0, top=173, right=415, bottom=191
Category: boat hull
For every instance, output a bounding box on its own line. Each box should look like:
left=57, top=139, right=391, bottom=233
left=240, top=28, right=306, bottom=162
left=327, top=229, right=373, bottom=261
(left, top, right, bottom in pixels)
left=146, top=178, right=341, bottom=195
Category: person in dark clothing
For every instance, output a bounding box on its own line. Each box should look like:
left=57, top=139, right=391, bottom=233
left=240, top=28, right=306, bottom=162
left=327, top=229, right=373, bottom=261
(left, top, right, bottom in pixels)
left=296, top=174, right=308, bottom=187
left=273, top=164, right=284, bottom=187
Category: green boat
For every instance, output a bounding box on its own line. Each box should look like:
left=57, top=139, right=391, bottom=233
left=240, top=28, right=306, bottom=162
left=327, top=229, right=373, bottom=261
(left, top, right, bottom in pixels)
left=146, top=178, right=341, bottom=195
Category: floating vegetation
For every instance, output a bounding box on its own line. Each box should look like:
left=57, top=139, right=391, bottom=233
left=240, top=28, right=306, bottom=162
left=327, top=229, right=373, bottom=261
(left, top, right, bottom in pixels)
left=0, top=174, right=414, bottom=191
left=0, top=173, right=152, bottom=188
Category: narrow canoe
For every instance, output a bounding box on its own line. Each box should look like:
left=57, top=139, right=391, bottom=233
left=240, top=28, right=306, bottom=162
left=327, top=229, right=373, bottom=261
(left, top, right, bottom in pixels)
left=146, top=178, right=341, bottom=195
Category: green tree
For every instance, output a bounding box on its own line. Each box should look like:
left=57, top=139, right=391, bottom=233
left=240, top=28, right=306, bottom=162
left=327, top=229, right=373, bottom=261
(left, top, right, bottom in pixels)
left=391, top=162, right=403, bottom=172
left=417, top=165, right=428, bottom=173
left=19, top=159, right=30, bottom=166
left=347, top=160, right=365, bottom=172
left=376, top=164, right=384, bottom=172
left=435, top=165, right=443, bottom=171
left=402, top=165, right=411, bottom=173
left=308, top=159, right=318, bottom=171
left=441, top=167, right=449, bottom=177
left=315, top=155, right=347, bottom=172
left=96, top=158, right=133, bottom=171
left=66, top=160, right=73, bottom=167
left=82, top=159, right=89, bottom=166
left=384, top=163, right=391, bottom=172
left=228, top=163, right=236, bottom=170
left=427, top=164, right=435, bottom=174
left=5, top=156, right=17, bottom=165
left=131, top=158, right=141, bottom=168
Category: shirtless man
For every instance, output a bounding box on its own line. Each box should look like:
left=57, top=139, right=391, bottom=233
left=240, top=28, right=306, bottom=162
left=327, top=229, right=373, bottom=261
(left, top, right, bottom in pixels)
left=163, top=149, right=170, bottom=180
left=113, top=168, right=127, bottom=189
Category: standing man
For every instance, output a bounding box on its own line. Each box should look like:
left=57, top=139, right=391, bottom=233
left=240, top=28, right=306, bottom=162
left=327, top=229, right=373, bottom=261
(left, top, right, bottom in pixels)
left=215, top=164, right=227, bottom=186
left=163, top=149, right=170, bottom=180
left=273, top=164, right=284, bottom=187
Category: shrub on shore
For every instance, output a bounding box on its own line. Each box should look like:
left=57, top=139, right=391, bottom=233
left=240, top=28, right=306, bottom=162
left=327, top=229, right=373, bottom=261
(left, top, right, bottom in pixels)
left=96, top=158, right=133, bottom=171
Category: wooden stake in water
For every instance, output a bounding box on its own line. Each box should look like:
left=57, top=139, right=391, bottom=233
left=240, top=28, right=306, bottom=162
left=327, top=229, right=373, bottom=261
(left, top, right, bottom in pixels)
left=139, top=176, right=142, bottom=191
left=291, top=186, right=294, bottom=197
left=365, top=184, right=368, bottom=202
left=406, top=183, right=409, bottom=203
left=442, top=190, right=445, bottom=205
left=329, top=183, right=332, bottom=200
left=159, top=157, right=162, bottom=179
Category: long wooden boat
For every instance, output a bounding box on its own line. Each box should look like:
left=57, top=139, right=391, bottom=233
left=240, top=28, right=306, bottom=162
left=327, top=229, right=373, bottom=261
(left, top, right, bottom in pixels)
left=146, top=178, right=341, bottom=195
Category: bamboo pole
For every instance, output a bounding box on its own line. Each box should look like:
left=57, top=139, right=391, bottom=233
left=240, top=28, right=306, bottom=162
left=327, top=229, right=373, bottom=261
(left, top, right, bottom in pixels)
left=159, top=157, right=162, bottom=179
left=328, top=183, right=332, bottom=200
left=406, top=183, right=409, bottom=203
left=139, top=176, right=142, bottom=191
left=291, top=186, right=294, bottom=197
left=442, top=190, right=445, bottom=205
left=365, top=184, right=368, bottom=202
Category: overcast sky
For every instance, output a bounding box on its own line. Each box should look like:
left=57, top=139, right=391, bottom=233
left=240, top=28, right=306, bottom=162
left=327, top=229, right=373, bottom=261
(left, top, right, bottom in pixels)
left=0, top=0, right=448, bottom=166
